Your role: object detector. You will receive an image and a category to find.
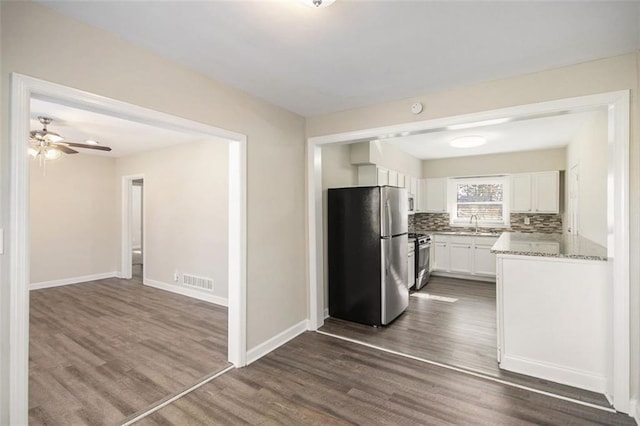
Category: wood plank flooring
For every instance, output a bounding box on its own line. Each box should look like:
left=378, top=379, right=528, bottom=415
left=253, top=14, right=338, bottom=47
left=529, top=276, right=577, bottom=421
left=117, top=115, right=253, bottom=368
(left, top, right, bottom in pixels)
left=139, top=332, right=634, bottom=425
left=320, top=275, right=611, bottom=408
left=29, top=277, right=229, bottom=425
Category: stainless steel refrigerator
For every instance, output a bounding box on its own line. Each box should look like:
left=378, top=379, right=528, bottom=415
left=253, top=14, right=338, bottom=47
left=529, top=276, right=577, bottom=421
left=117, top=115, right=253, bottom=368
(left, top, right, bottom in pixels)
left=328, top=186, right=409, bottom=326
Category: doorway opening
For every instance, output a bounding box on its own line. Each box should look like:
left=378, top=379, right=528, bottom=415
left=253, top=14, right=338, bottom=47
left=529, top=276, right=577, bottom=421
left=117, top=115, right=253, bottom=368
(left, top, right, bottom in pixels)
left=121, top=174, right=145, bottom=282
left=307, top=91, right=630, bottom=413
left=8, top=74, right=247, bottom=424
left=131, top=179, right=144, bottom=282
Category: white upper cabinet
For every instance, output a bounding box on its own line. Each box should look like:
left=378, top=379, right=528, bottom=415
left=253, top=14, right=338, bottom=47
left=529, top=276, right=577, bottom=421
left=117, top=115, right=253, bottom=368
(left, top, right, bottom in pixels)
left=419, top=178, right=447, bottom=213
left=397, top=173, right=406, bottom=188
left=534, top=172, right=560, bottom=213
left=377, top=168, right=389, bottom=186
left=510, top=174, right=532, bottom=212
left=409, top=177, right=418, bottom=197
left=388, top=170, right=398, bottom=187
left=510, top=171, right=559, bottom=214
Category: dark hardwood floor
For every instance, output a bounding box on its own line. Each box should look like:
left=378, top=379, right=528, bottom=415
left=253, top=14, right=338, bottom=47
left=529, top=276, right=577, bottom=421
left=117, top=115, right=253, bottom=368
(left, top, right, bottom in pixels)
left=29, top=277, right=229, bottom=425
left=320, top=275, right=611, bottom=408
left=140, top=332, right=634, bottom=425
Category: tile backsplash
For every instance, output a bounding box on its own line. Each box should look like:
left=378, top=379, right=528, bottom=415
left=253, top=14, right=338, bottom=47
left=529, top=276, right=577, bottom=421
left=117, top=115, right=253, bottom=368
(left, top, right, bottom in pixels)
left=409, top=213, right=562, bottom=234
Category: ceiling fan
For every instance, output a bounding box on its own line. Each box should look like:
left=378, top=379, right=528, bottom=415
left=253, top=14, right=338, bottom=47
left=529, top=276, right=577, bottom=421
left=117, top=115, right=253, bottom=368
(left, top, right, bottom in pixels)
left=29, top=116, right=112, bottom=161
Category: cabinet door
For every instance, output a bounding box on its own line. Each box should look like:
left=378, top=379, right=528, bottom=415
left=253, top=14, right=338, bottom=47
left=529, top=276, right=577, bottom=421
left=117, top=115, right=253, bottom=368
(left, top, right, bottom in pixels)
left=511, top=174, right=532, bottom=213
left=377, top=168, right=389, bottom=186
left=429, top=240, right=435, bottom=272
left=409, top=177, right=418, bottom=197
left=388, top=170, right=398, bottom=187
left=533, top=171, right=559, bottom=213
left=449, top=243, right=472, bottom=274
left=473, top=245, right=496, bottom=276
left=433, top=242, right=449, bottom=271
left=408, top=250, right=415, bottom=288
left=423, top=178, right=447, bottom=213
left=397, top=173, right=406, bottom=188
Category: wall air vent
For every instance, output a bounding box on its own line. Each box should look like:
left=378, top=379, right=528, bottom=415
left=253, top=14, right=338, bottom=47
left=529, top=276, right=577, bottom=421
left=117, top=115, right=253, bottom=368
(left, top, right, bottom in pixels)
left=182, top=273, right=214, bottom=292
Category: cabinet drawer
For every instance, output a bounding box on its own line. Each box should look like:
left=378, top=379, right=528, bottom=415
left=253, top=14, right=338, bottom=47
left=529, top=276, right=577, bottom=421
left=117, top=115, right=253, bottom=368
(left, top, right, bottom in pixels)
left=433, top=234, right=449, bottom=243
left=449, top=235, right=474, bottom=245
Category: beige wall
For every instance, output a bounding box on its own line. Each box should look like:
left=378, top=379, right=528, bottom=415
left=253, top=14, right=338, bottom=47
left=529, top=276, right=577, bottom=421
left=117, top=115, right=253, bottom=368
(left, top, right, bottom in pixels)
left=116, top=141, right=229, bottom=299
left=308, top=53, right=639, bottom=407
left=321, top=144, right=358, bottom=308
left=422, top=147, right=567, bottom=178
left=566, top=110, right=608, bottom=247
left=29, top=155, right=119, bottom=284
left=372, top=141, right=423, bottom=177
left=1, top=2, right=307, bottom=414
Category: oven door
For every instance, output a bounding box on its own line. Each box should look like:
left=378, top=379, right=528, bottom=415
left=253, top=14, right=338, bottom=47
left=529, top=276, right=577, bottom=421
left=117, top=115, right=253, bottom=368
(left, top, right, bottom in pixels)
left=415, top=240, right=431, bottom=290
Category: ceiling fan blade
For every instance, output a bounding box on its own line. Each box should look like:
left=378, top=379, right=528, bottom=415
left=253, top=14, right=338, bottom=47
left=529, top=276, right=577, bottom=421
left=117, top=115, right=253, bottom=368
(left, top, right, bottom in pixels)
left=60, top=142, right=112, bottom=152
left=53, top=144, right=79, bottom=154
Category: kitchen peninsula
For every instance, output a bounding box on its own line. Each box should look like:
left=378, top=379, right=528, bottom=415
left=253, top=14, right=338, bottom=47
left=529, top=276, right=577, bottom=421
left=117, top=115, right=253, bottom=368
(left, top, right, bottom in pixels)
left=492, top=232, right=611, bottom=394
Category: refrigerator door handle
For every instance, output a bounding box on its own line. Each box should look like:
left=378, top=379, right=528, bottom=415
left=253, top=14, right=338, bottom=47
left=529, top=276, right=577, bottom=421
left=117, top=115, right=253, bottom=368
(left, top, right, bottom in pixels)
left=384, top=199, right=393, bottom=238
left=381, top=236, right=390, bottom=323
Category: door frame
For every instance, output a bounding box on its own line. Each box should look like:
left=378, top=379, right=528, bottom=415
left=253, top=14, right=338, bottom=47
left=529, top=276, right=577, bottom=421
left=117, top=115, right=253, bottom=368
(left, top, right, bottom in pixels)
left=121, top=174, right=145, bottom=280
left=8, top=73, right=248, bottom=423
left=306, top=90, right=630, bottom=412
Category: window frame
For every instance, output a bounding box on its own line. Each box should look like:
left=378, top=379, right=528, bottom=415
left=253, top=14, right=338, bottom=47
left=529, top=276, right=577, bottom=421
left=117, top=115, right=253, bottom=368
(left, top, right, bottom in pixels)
left=447, top=176, right=510, bottom=228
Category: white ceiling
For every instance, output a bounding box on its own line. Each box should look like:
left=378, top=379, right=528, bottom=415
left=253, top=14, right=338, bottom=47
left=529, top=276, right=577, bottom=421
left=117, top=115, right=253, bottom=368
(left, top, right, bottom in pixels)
left=40, top=1, right=640, bottom=117
left=30, top=98, right=213, bottom=158
left=381, top=109, right=603, bottom=160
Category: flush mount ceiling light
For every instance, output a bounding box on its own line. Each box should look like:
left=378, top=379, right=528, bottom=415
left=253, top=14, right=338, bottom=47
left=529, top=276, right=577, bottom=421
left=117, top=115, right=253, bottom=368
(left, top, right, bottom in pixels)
left=299, top=0, right=336, bottom=8
left=449, top=136, right=487, bottom=148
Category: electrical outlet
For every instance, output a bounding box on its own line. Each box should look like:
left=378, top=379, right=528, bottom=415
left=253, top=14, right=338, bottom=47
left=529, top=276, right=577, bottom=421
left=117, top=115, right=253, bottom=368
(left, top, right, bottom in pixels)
left=174, top=271, right=180, bottom=282
left=524, top=216, right=531, bottom=225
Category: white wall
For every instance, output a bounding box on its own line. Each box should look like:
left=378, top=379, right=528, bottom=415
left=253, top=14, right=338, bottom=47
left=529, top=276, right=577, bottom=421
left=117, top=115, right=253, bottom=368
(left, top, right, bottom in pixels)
left=422, top=147, right=567, bottom=178
left=565, top=110, right=608, bottom=247
left=29, top=155, right=118, bottom=284
left=372, top=141, right=422, bottom=177
left=116, top=141, right=229, bottom=300
left=307, top=53, right=639, bottom=410
left=1, top=3, right=307, bottom=416
left=131, top=183, right=142, bottom=250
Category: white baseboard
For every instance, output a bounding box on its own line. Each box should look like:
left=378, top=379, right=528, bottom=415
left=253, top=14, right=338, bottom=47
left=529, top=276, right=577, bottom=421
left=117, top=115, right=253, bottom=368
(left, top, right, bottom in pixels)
left=246, top=319, right=308, bottom=365
left=431, top=271, right=496, bottom=283
left=630, top=398, right=639, bottom=425
left=144, top=278, right=228, bottom=307
left=30, top=271, right=119, bottom=290
left=500, top=354, right=606, bottom=394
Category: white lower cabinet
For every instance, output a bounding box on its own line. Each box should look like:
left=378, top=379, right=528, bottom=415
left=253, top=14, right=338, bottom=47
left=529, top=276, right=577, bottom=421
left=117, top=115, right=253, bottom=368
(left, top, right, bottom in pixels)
left=473, top=243, right=497, bottom=276
left=449, top=239, right=473, bottom=274
left=433, top=240, right=449, bottom=272
left=432, top=234, right=499, bottom=279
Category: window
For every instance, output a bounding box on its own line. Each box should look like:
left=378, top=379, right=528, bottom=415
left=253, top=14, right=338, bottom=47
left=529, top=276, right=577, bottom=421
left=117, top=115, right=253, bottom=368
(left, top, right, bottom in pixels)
left=449, top=177, right=509, bottom=226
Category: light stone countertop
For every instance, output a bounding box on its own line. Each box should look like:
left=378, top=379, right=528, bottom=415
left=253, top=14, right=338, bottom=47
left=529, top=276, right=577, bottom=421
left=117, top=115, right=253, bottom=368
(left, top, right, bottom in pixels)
left=490, top=232, right=608, bottom=261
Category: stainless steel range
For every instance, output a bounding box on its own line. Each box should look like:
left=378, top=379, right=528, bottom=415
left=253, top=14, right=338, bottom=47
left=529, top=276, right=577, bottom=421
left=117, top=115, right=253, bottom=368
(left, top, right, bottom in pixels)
left=409, top=233, right=431, bottom=290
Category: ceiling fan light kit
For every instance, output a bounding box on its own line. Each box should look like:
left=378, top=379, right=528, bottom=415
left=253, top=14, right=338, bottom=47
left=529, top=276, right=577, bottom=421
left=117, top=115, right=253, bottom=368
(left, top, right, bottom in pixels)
left=28, top=116, right=113, bottom=171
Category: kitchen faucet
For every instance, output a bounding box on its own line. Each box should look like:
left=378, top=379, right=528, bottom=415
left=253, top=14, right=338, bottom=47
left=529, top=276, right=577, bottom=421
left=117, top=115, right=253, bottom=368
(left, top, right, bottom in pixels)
left=470, top=214, right=479, bottom=233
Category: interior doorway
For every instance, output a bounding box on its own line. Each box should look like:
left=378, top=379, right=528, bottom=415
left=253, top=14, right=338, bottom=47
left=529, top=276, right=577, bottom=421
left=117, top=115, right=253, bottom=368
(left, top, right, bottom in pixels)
left=307, top=91, right=630, bottom=413
left=122, top=174, right=145, bottom=281
left=8, top=73, right=248, bottom=424
left=568, top=163, right=580, bottom=235
left=131, top=179, right=144, bottom=281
